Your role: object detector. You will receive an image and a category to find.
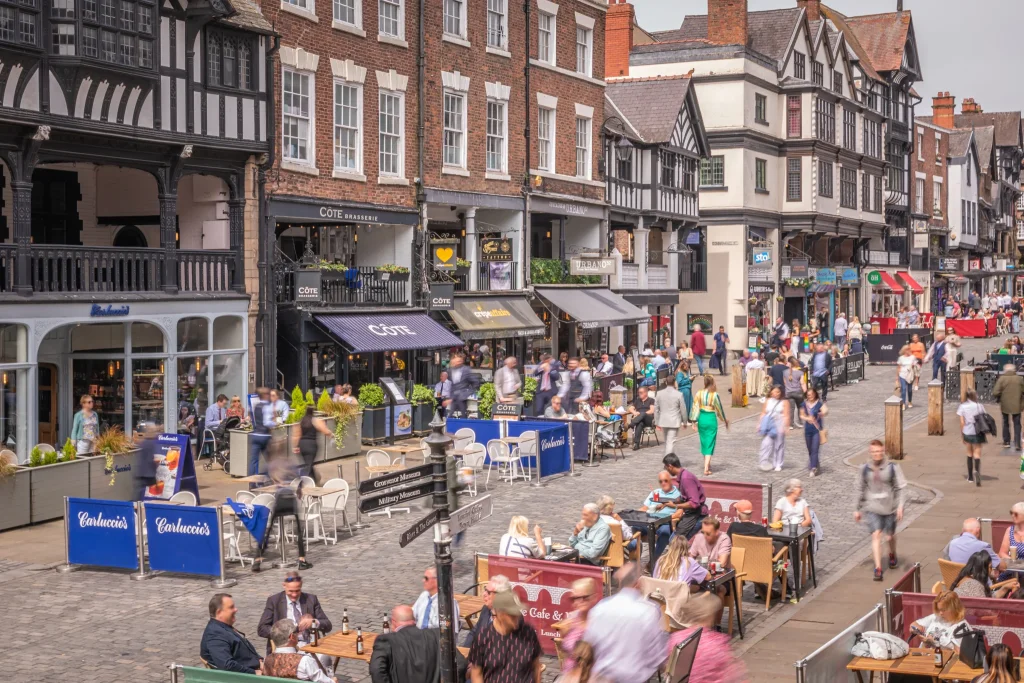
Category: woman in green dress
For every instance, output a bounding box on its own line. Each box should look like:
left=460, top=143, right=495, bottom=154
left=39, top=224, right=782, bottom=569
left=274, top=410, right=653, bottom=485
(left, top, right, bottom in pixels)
left=675, top=360, right=693, bottom=426
left=689, top=374, right=729, bottom=476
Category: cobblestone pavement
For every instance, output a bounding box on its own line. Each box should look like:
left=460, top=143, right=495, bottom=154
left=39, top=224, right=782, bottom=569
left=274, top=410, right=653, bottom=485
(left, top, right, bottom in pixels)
left=0, top=337, right=998, bottom=682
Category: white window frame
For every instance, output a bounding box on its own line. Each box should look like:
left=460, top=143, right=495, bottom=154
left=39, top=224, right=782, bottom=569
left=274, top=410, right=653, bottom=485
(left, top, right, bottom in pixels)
left=935, top=136, right=941, bottom=165
left=917, top=130, right=924, bottom=161
left=378, top=0, right=403, bottom=40
left=333, top=78, right=363, bottom=175
left=282, top=67, right=315, bottom=168
left=575, top=115, right=591, bottom=180
left=575, top=23, right=592, bottom=77
left=933, top=178, right=942, bottom=212
left=443, top=0, right=466, bottom=40
left=443, top=90, right=467, bottom=170
left=914, top=175, right=924, bottom=214
left=333, top=0, right=362, bottom=32
left=378, top=89, right=405, bottom=178
left=537, top=104, right=555, bottom=172
left=485, top=98, right=508, bottom=174
left=486, top=0, right=507, bottom=49
left=537, top=9, right=556, bottom=65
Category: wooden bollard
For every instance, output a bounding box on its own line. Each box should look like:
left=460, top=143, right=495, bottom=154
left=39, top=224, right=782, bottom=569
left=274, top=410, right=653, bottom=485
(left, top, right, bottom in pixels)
left=960, top=367, right=976, bottom=403
left=928, top=380, right=944, bottom=435
left=731, top=365, right=744, bottom=407
left=884, top=395, right=904, bottom=460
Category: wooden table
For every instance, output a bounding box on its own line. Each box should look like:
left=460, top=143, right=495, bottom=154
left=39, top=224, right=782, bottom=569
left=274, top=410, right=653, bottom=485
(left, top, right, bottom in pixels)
left=767, top=525, right=817, bottom=601
left=455, top=593, right=485, bottom=629
left=378, top=444, right=424, bottom=465
left=302, top=631, right=468, bottom=663
left=846, top=648, right=945, bottom=683
left=365, top=464, right=405, bottom=475
left=939, top=653, right=1024, bottom=681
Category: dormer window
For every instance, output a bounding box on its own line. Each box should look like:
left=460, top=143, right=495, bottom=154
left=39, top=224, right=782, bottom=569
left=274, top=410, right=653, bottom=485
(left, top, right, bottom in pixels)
left=207, top=27, right=255, bottom=90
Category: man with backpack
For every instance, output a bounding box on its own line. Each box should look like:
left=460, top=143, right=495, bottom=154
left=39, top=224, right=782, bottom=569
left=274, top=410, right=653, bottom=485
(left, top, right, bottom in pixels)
left=854, top=440, right=907, bottom=581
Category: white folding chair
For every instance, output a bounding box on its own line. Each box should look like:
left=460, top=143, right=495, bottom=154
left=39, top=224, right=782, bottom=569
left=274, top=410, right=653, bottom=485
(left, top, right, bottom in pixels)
left=366, top=450, right=392, bottom=467
left=299, top=476, right=316, bottom=489
left=169, top=491, right=197, bottom=506
left=453, top=428, right=476, bottom=452
left=515, top=430, right=538, bottom=482
left=319, top=478, right=353, bottom=543
left=486, top=440, right=521, bottom=487
left=234, top=490, right=256, bottom=504
left=462, top=443, right=486, bottom=496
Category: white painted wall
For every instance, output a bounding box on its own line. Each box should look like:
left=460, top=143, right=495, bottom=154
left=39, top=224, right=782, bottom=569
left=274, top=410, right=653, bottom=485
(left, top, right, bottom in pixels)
left=679, top=223, right=746, bottom=348
left=355, top=224, right=413, bottom=268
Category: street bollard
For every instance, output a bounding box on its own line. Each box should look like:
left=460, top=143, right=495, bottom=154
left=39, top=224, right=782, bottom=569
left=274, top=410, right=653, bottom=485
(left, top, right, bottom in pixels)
left=928, top=380, right=944, bottom=436
left=960, top=367, right=975, bottom=403
left=731, top=365, right=744, bottom=408
left=884, top=396, right=904, bottom=460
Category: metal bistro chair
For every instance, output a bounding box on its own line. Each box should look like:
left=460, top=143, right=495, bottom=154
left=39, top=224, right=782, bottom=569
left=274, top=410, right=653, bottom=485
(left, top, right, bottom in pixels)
left=452, top=428, right=476, bottom=452
left=664, top=627, right=703, bottom=683
left=169, top=491, right=197, bottom=506
left=486, top=439, right=522, bottom=486
left=461, top=443, right=487, bottom=496
left=318, top=478, right=354, bottom=543
left=515, top=430, right=538, bottom=482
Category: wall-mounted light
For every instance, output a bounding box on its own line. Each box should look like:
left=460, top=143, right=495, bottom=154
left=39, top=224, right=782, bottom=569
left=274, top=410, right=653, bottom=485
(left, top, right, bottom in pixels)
left=107, top=361, right=115, bottom=377
left=348, top=354, right=353, bottom=360
left=546, top=231, right=551, bottom=239
left=3, top=372, right=7, bottom=385
left=115, top=360, right=120, bottom=371
left=175, top=231, right=179, bottom=241
left=461, top=229, right=466, bottom=237
left=196, top=358, right=201, bottom=371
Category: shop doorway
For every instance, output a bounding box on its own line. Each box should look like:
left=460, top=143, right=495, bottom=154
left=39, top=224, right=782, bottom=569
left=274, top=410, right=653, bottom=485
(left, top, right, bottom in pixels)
left=38, top=363, right=57, bottom=445
left=32, top=169, right=83, bottom=245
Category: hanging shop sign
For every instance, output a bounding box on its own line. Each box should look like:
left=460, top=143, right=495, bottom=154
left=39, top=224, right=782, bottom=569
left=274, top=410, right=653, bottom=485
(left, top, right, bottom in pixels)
left=789, top=259, right=809, bottom=278
left=816, top=268, right=837, bottom=286
left=294, top=270, right=322, bottom=303
left=969, top=259, right=982, bottom=271
left=866, top=271, right=883, bottom=286
left=480, top=238, right=513, bottom=261
left=840, top=267, right=859, bottom=285
left=748, top=283, right=775, bottom=296
left=937, top=258, right=960, bottom=272
left=432, top=239, right=459, bottom=271
left=752, top=249, right=772, bottom=266
left=428, top=284, right=454, bottom=311
left=569, top=256, right=617, bottom=276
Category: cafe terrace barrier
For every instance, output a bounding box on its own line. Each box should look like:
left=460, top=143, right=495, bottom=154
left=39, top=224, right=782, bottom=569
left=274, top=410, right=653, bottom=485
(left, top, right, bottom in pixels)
left=506, top=421, right=572, bottom=482
left=526, top=416, right=594, bottom=464
left=477, top=553, right=608, bottom=655
left=170, top=664, right=296, bottom=683
left=445, top=417, right=502, bottom=448
left=946, top=317, right=998, bottom=339
left=865, top=331, right=932, bottom=365
left=898, top=592, right=1024, bottom=652
left=981, top=518, right=1014, bottom=549
left=57, top=496, right=236, bottom=588
left=883, top=563, right=922, bottom=636
left=793, top=604, right=884, bottom=683
left=700, top=480, right=772, bottom=534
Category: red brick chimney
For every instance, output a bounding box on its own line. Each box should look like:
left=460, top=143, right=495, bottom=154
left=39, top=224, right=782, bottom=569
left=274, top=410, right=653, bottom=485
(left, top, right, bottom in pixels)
left=962, top=97, right=983, bottom=114
left=708, top=0, right=748, bottom=47
left=797, top=0, right=821, bottom=21
left=933, top=91, right=955, bottom=129
left=606, top=0, right=635, bottom=78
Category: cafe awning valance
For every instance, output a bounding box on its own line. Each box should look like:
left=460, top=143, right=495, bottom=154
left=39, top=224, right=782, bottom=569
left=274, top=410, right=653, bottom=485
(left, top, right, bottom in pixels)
left=896, top=271, right=925, bottom=294
left=449, top=297, right=546, bottom=339
left=874, top=271, right=905, bottom=294
left=534, top=287, right=649, bottom=329
left=314, top=312, right=463, bottom=353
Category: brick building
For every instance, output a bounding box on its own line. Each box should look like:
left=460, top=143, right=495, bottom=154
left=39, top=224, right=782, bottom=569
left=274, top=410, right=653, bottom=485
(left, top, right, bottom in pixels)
left=911, top=100, right=951, bottom=305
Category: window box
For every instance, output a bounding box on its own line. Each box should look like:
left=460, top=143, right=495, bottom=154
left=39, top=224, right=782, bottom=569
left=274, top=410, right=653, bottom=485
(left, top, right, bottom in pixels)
left=0, top=466, right=30, bottom=531
left=87, top=450, right=139, bottom=502
left=375, top=265, right=410, bottom=281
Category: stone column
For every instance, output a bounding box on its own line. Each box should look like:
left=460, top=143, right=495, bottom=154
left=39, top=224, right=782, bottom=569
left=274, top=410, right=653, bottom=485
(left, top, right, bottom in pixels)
left=11, top=181, right=32, bottom=295
left=465, top=207, right=478, bottom=291
left=159, top=193, right=179, bottom=293
left=229, top=198, right=245, bottom=293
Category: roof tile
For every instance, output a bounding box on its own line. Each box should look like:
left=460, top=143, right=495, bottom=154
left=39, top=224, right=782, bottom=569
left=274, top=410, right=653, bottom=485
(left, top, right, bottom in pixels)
left=605, top=76, right=692, bottom=144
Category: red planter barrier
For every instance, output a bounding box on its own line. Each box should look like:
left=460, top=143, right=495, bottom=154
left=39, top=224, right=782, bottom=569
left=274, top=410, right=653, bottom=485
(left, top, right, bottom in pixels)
left=901, top=592, right=1024, bottom=652
left=700, top=479, right=770, bottom=533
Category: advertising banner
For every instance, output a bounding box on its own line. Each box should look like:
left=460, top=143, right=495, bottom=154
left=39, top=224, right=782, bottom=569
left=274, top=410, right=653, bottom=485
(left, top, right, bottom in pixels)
left=488, top=262, right=513, bottom=291
left=901, top=593, right=1024, bottom=653
left=845, top=353, right=865, bottom=381
left=145, top=433, right=197, bottom=501
left=830, top=356, right=848, bottom=386
left=144, top=503, right=221, bottom=576
left=67, top=498, right=139, bottom=570
left=480, top=237, right=513, bottom=261
left=486, top=555, right=605, bottom=654
left=700, top=479, right=767, bottom=533
left=507, top=422, right=571, bottom=478
left=527, top=416, right=592, bottom=463
left=597, top=373, right=626, bottom=400
left=444, top=418, right=502, bottom=448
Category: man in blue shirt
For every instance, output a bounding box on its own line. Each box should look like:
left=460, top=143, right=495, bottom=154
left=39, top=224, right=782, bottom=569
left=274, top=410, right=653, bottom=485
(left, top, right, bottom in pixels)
left=810, top=342, right=832, bottom=401
left=713, top=326, right=730, bottom=376
left=638, top=471, right=682, bottom=562
left=942, top=518, right=1003, bottom=570
left=205, top=393, right=228, bottom=430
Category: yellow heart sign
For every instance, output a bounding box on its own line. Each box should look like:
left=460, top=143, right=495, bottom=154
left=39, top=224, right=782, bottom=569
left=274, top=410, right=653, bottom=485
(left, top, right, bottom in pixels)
left=436, top=248, right=454, bottom=263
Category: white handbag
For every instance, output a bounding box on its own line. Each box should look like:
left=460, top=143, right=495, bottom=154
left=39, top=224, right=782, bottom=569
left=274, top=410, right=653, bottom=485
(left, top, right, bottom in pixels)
left=851, top=631, right=910, bottom=660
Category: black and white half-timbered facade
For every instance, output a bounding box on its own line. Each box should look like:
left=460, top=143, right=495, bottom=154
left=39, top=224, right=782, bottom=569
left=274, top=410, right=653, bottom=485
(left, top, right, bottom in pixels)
left=605, top=74, right=709, bottom=348
left=0, top=0, right=273, bottom=461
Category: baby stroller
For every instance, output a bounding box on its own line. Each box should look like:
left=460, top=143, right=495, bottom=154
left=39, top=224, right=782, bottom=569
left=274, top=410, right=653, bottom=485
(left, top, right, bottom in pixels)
left=200, top=415, right=241, bottom=470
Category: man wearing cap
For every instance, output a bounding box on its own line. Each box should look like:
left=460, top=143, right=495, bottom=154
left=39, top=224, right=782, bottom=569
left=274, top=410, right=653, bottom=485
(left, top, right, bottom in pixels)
left=725, top=500, right=770, bottom=542
left=257, top=571, right=333, bottom=655
left=468, top=590, right=542, bottom=683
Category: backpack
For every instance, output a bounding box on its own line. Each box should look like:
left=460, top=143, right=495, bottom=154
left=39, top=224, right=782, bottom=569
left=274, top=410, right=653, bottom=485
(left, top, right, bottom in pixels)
left=851, top=631, right=910, bottom=660
left=862, top=462, right=896, bottom=489
left=970, top=402, right=997, bottom=435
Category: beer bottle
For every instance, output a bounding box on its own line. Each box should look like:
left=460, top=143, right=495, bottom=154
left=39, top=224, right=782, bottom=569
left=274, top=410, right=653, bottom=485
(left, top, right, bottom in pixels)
left=934, top=646, right=943, bottom=668
left=355, top=628, right=364, bottom=655
left=383, top=617, right=390, bottom=633
left=341, top=609, right=350, bottom=635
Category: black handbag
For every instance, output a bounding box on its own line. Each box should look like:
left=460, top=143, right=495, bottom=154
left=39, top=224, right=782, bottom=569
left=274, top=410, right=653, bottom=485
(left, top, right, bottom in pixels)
left=953, top=623, right=987, bottom=669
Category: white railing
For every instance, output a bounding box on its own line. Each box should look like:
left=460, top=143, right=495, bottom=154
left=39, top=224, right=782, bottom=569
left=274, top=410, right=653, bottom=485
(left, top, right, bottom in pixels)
left=620, top=262, right=640, bottom=288
left=867, top=250, right=902, bottom=266
left=648, top=265, right=670, bottom=289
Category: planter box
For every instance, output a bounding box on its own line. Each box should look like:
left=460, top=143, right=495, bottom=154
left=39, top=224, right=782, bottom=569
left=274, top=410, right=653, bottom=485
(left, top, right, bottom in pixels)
left=376, top=270, right=410, bottom=281
left=412, top=401, right=435, bottom=433
left=362, top=406, right=386, bottom=443
left=87, top=450, right=139, bottom=501
left=318, top=414, right=363, bottom=461
left=0, top=468, right=30, bottom=531
left=28, top=457, right=92, bottom=524
left=228, top=430, right=271, bottom=477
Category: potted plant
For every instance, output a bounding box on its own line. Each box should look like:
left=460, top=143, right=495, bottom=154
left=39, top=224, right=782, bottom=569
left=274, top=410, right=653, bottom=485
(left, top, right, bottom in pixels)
left=476, top=383, right=496, bottom=419
left=0, top=449, right=29, bottom=531
left=314, top=391, right=362, bottom=459
left=455, top=258, right=472, bottom=276
left=25, top=440, right=92, bottom=524
left=359, top=383, right=387, bottom=442
left=375, top=264, right=411, bottom=281
left=88, top=429, right=139, bottom=502
left=410, top=384, right=437, bottom=432
left=523, top=376, right=537, bottom=408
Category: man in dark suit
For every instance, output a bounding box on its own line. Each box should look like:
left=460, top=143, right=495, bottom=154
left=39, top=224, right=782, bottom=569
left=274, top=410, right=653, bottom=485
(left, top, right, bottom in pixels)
left=369, top=605, right=467, bottom=683
left=257, top=571, right=333, bottom=654
left=532, top=354, right=560, bottom=417
left=612, top=345, right=627, bottom=373
left=446, top=354, right=480, bottom=418
left=200, top=593, right=262, bottom=673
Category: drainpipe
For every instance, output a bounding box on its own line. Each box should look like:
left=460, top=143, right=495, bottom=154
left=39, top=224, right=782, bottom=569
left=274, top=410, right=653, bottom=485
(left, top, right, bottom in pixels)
left=414, top=0, right=427, bottom=309
left=256, top=34, right=281, bottom=388
left=522, top=0, right=532, bottom=286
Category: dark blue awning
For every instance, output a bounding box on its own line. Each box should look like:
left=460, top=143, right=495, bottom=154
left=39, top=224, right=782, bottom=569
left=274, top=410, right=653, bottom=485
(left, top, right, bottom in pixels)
left=314, top=312, right=463, bottom=353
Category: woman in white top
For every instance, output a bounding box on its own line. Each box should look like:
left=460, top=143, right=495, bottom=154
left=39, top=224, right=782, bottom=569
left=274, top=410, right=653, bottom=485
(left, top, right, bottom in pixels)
left=499, top=515, right=546, bottom=559
left=957, top=389, right=989, bottom=487
left=758, top=385, right=790, bottom=472
left=910, top=591, right=969, bottom=653
left=772, top=478, right=812, bottom=528
left=677, top=341, right=695, bottom=376
left=596, top=495, right=635, bottom=552
left=896, top=345, right=917, bottom=408
left=848, top=317, right=864, bottom=354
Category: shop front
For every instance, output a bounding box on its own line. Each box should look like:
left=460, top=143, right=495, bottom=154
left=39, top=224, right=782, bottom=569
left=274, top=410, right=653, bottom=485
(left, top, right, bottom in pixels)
left=867, top=270, right=905, bottom=334
left=533, top=287, right=648, bottom=361
left=0, top=297, right=249, bottom=462
left=809, top=268, right=838, bottom=339
left=781, top=258, right=810, bottom=326
left=747, top=282, right=775, bottom=350
left=446, top=296, right=546, bottom=378
left=837, top=266, right=860, bottom=321
left=896, top=271, right=927, bottom=313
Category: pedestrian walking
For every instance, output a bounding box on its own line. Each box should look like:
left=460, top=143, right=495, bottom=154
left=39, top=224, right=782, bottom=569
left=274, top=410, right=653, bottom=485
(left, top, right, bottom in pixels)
left=294, top=408, right=332, bottom=484
left=689, top=375, right=728, bottom=476
left=677, top=341, right=695, bottom=376
left=958, top=389, right=994, bottom=487
left=994, top=363, right=1024, bottom=452
left=467, top=590, right=541, bottom=683
left=848, top=316, right=864, bottom=354
left=909, top=334, right=926, bottom=392
left=800, top=388, right=828, bottom=477
left=924, top=331, right=951, bottom=384
left=690, top=325, right=707, bottom=375
left=833, top=312, right=848, bottom=350
left=132, top=422, right=160, bottom=501
left=712, top=325, right=729, bottom=376
left=675, top=360, right=693, bottom=424
left=532, top=354, right=560, bottom=417
left=434, top=372, right=452, bottom=421
left=896, top=345, right=917, bottom=408
left=783, top=357, right=806, bottom=429
left=758, top=385, right=789, bottom=472
left=654, top=375, right=686, bottom=458
left=809, top=342, right=832, bottom=402
left=253, top=441, right=312, bottom=572
left=854, top=440, right=906, bottom=581
left=71, top=394, right=99, bottom=455
left=249, top=387, right=273, bottom=476
left=447, top=354, right=481, bottom=418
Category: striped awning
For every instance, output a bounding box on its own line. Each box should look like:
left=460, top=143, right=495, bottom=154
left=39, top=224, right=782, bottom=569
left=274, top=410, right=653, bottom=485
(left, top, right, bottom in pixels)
left=314, top=312, right=464, bottom=353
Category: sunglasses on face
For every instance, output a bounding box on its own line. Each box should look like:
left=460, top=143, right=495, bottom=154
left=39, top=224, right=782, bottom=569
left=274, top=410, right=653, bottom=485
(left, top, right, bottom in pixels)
left=658, top=479, right=671, bottom=484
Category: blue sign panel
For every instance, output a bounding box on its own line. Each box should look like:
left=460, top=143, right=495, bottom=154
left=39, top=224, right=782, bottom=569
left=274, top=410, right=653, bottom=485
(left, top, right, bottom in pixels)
left=526, top=416, right=592, bottom=462
left=145, top=503, right=221, bottom=576
left=445, top=418, right=502, bottom=460
left=752, top=249, right=772, bottom=265
left=90, top=304, right=130, bottom=317
left=508, top=422, right=572, bottom=478
left=67, top=498, right=139, bottom=570
left=840, top=267, right=859, bottom=285
left=816, top=268, right=837, bottom=286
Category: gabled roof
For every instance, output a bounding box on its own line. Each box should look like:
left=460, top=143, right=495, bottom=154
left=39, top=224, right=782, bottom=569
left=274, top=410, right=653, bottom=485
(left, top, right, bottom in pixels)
left=222, top=0, right=274, bottom=34
left=604, top=75, right=710, bottom=156
left=651, top=8, right=803, bottom=64
left=818, top=6, right=882, bottom=81
left=840, top=11, right=913, bottom=73
left=953, top=112, right=1023, bottom=148
left=975, top=126, right=996, bottom=171
left=948, top=130, right=973, bottom=158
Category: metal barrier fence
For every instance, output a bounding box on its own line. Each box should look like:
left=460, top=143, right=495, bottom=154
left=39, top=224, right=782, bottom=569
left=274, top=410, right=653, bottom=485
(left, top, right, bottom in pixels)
left=793, top=604, right=884, bottom=683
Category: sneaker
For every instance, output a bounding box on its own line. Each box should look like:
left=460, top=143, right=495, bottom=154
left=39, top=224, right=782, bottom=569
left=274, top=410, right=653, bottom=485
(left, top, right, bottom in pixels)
left=873, top=567, right=884, bottom=581
left=888, top=553, right=898, bottom=569
left=298, top=559, right=314, bottom=570
left=774, top=466, right=782, bottom=472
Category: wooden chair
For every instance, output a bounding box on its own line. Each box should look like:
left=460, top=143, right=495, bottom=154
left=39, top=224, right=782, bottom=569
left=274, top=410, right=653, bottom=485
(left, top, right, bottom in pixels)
left=627, top=530, right=642, bottom=563
left=200, top=657, right=215, bottom=669
left=938, top=558, right=964, bottom=592
left=723, top=547, right=746, bottom=636
left=732, top=535, right=788, bottom=610
left=600, top=523, right=625, bottom=568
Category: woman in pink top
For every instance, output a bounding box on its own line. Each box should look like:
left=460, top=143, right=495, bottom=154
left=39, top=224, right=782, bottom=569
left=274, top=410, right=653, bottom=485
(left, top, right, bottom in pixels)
left=668, top=594, right=749, bottom=683
left=557, top=577, right=600, bottom=672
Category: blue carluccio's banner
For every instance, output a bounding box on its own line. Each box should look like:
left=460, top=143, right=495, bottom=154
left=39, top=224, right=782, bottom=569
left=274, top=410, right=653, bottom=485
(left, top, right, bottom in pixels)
left=67, top=498, right=139, bottom=570
left=144, top=502, right=221, bottom=576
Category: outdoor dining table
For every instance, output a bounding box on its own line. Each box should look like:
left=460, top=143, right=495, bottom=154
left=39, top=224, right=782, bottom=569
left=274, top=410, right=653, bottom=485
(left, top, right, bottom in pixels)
left=698, top=566, right=743, bottom=639
left=302, top=630, right=468, bottom=664
left=939, top=653, right=1024, bottom=681
left=455, top=593, right=485, bottom=629
left=544, top=546, right=579, bottom=563
left=767, top=524, right=817, bottom=601
left=364, top=464, right=405, bottom=475
left=616, top=510, right=674, bottom=575
left=846, top=647, right=946, bottom=682
left=378, top=444, right=423, bottom=465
